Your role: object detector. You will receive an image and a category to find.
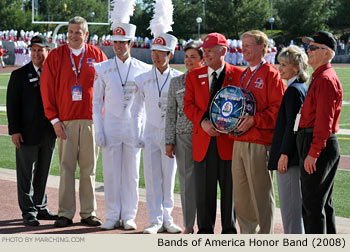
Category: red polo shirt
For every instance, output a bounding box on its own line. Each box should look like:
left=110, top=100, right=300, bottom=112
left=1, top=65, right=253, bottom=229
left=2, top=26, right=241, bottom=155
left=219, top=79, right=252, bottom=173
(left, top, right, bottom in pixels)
left=299, top=63, right=343, bottom=158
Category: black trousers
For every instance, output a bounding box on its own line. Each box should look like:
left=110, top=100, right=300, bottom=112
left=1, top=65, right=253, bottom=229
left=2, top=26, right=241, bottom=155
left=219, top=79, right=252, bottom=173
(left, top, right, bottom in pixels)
left=296, top=130, right=340, bottom=234
left=16, top=130, right=56, bottom=220
left=194, top=137, right=236, bottom=234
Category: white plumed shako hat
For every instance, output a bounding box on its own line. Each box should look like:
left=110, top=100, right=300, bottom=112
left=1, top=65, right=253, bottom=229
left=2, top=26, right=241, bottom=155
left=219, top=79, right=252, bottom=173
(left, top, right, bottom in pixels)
left=152, top=33, right=177, bottom=54
left=110, top=0, right=137, bottom=42
left=112, top=23, right=136, bottom=41
left=149, top=0, right=177, bottom=54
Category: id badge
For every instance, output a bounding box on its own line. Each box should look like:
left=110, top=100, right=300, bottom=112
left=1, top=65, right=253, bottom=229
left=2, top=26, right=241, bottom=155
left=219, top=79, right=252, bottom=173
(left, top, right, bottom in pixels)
left=293, top=113, right=301, bottom=133
left=72, top=86, right=82, bottom=101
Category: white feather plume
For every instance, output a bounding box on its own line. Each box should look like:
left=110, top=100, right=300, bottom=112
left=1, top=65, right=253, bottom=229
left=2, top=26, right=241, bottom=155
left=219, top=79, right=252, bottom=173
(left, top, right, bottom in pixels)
left=149, top=0, right=174, bottom=37
left=110, top=0, right=136, bottom=30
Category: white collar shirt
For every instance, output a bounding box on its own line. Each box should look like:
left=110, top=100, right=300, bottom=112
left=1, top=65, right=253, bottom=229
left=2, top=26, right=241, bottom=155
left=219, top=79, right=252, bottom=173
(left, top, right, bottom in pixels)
left=208, top=64, right=225, bottom=89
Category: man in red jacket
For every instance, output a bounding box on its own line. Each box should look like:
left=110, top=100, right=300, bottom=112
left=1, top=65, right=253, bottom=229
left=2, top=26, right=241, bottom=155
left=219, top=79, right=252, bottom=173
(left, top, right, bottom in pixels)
left=299, top=31, right=342, bottom=233
left=41, top=16, right=108, bottom=228
left=184, top=33, right=243, bottom=234
left=230, top=30, right=285, bottom=234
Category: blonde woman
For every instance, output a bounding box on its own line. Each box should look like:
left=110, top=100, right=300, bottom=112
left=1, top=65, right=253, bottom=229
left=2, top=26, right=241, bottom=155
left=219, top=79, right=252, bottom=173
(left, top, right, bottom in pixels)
left=268, top=45, right=309, bottom=234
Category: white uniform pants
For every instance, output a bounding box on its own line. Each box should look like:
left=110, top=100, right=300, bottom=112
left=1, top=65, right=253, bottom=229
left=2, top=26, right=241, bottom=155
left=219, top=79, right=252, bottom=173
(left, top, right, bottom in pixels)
left=102, top=130, right=140, bottom=221
left=143, top=123, right=177, bottom=224
left=0, top=56, right=5, bottom=67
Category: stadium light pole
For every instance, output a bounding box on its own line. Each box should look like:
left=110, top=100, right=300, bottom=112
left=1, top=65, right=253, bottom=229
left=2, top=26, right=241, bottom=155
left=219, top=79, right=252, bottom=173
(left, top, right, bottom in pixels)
left=90, top=12, right=95, bottom=42
left=202, top=0, right=205, bottom=34
left=196, top=17, right=202, bottom=40
left=269, top=17, right=275, bottom=39
left=269, top=0, right=274, bottom=39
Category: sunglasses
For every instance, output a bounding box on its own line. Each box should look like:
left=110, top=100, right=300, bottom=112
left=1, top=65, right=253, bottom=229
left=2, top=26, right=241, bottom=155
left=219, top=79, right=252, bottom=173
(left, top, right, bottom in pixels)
left=307, top=44, right=329, bottom=51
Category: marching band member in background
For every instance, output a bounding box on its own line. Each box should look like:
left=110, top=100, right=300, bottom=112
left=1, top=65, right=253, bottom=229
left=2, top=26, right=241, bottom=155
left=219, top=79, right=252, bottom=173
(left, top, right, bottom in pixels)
left=236, top=40, right=243, bottom=65
left=0, top=42, right=8, bottom=68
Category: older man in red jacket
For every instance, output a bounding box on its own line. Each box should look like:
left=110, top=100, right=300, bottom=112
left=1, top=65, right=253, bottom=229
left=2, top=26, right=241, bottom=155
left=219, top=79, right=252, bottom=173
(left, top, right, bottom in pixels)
left=184, top=33, right=243, bottom=234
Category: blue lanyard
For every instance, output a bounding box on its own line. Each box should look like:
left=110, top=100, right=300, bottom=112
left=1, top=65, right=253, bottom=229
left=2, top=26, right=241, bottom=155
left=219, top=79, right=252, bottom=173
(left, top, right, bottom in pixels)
left=155, top=67, right=171, bottom=98
left=240, top=61, right=264, bottom=90
left=68, top=44, right=86, bottom=85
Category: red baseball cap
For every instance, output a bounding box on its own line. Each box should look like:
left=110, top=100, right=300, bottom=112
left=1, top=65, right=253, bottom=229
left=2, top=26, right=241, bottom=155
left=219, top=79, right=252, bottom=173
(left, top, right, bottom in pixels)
left=200, top=33, right=228, bottom=48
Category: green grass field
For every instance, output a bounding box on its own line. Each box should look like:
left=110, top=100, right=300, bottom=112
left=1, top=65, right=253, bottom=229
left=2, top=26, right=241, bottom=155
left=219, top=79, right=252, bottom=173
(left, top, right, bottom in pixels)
left=0, top=134, right=348, bottom=218
left=1, top=65, right=350, bottom=218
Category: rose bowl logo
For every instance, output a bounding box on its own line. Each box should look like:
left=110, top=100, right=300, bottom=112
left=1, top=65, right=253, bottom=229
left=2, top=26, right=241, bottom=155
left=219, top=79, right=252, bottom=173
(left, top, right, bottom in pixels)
left=113, top=27, right=126, bottom=36
left=153, top=36, right=166, bottom=46
left=221, top=101, right=234, bottom=118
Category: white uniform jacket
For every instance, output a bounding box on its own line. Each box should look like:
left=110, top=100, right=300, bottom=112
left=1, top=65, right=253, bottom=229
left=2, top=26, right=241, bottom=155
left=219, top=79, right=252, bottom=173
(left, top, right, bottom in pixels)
left=131, top=67, right=183, bottom=132
left=93, top=56, right=152, bottom=146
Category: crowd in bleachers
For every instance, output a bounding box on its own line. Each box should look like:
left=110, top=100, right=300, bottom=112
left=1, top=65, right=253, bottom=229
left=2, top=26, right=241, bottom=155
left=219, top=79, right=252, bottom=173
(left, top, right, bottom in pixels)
left=2, top=29, right=343, bottom=67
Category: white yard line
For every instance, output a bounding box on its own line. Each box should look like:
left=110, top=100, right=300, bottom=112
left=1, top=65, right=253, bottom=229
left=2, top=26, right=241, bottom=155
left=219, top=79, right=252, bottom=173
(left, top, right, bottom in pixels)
left=338, top=129, right=350, bottom=135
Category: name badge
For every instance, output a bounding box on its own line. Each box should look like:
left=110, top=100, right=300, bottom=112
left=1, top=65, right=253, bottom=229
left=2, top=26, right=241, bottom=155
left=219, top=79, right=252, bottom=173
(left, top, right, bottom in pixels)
left=72, top=86, right=82, bottom=101
left=293, top=113, right=301, bottom=133
left=198, top=74, right=208, bottom=79
left=29, top=77, right=39, bottom=82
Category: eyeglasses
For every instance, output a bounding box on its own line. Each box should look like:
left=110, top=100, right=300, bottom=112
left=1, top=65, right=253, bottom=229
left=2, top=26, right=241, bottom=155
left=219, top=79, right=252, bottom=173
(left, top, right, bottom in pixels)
left=307, top=44, right=329, bottom=51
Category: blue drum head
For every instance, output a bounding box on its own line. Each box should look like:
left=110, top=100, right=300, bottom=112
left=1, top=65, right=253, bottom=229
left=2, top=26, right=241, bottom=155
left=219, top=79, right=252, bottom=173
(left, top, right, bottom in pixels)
left=210, top=86, right=244, bottom=133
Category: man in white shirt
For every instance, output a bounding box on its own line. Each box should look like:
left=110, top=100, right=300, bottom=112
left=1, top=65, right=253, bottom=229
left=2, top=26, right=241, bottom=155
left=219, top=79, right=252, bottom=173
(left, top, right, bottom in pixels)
left=131, top=33, right=183, bottom=234
left=93, top=22, right=151, bottom=230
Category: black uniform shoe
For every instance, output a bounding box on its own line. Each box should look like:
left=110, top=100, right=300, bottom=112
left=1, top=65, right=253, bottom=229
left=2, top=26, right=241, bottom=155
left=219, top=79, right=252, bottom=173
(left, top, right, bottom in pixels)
left=23, top=216, right=40, bottom=226
left=37, top=211, right=59, bottom=220
left=81, top=216, right=102, bottom=226
left=54, top=216, right=73, bottom=228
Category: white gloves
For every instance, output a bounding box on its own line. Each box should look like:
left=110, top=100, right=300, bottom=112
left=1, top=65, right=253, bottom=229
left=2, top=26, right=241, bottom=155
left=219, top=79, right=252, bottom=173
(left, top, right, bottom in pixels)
left=134, top=138, right=145, bottom=148
left=95, top=132, right=106, bottom=147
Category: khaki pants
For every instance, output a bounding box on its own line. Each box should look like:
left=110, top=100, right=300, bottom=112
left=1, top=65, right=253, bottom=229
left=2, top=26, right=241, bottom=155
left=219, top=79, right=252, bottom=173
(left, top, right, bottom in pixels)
left=57, top=120, right=98, bottom=219
left=232, top=141, right=275, bottom=234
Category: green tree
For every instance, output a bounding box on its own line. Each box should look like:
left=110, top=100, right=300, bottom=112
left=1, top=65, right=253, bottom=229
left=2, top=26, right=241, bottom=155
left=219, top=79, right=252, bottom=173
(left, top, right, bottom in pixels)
left=172, top=0, right=203, bottom=40
left=275, top=0, right=335, bottom=40
left=0, top=0, right=33, bottom=31
left=327, top=0, right=350, bottom=41
left=130, top=0, right=153, bottom=38
left=205, top=0, right=270, bottom=39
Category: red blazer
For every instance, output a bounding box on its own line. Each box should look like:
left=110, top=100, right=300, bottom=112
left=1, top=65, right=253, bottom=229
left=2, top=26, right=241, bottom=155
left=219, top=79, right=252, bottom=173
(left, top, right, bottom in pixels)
left=184, top=63, right=244, bottom=162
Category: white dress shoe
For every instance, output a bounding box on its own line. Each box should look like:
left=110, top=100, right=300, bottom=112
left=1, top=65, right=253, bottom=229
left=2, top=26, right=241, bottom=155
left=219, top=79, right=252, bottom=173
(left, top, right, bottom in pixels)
left=101, top=219, right=120, bottom=230
left=163, top=221, right=182, bottom=233
left=143, top=223, right=164, bottom=234
left=123, top=219, right=137, bottom=230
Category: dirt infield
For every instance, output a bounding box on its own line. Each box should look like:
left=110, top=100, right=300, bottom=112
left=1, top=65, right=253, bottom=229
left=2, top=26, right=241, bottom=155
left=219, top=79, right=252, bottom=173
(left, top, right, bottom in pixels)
left=0, top=65, right=19, bottom=73
left=1, top=167, right=350, bottom=234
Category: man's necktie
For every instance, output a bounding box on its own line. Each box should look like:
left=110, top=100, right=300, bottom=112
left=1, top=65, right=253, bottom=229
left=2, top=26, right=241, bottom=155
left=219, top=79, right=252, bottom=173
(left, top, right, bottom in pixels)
left=37, top=68, right=42, bottom=85
left=209, top=71, right=219, bottom=99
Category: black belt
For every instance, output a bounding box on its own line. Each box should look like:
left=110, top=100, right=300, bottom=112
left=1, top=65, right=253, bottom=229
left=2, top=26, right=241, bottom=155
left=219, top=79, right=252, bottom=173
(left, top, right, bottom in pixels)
left=298, top=128, right=314, bottom=133
left=298, top=128, right=335, bottom=134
